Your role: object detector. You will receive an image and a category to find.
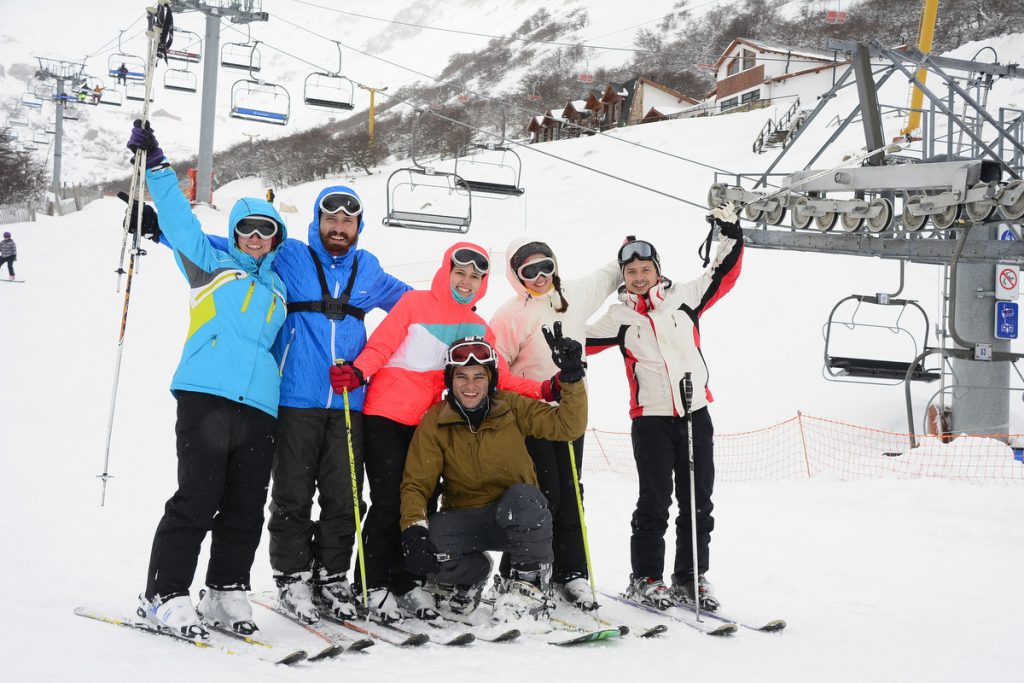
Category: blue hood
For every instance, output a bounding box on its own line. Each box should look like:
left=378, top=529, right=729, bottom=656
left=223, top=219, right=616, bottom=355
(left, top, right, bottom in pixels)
left=227, top=197, right=288, bottom=270
left=308, top=185, right=364, bottom=259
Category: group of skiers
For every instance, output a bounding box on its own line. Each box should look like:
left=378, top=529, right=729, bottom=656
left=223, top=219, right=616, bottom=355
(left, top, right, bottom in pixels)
left=122, top=119, right=744, bottom=641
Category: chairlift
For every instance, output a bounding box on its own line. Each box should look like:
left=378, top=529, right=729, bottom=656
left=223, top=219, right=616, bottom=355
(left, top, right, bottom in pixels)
left=125, top=81, right=154, bottom=103
left=33, top=82, right=55, bottom=100
left=382, top=109, right=473, bottom=233
left=9, top=113, right=29, bottom=126
left=457, top=80, right=471, bottom=104
left=62, top=105, right=80, bottom=121
left=20, top=92, right=42, bottom=108
left=99, top=87, right=124, bottom=107
left=108, top=31, right=147, bottom=81
left=825, top=2, right=848, bottom=24
left=303, top=43, right=354, bottom=111
left=166, top=28, right=202, bottom=63
left=577, top=56, right=594, bottom=83
left=44, top=123, right=55, bottom=135
left=230, top=77, right=289, bottom=125
left=164, top=68, right=198, bottom=94
left=526, top=79, right=542, bottom=102
left=822, top=292, right=940, bottom=385
left=32, top=131, right=50, bottom=145
left=453, top=142, right=526, bottom=198
left=221, top=27, right=261, bottom=72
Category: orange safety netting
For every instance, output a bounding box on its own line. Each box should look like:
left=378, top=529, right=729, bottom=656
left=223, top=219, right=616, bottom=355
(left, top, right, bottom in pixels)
left=585, top=412, right=1024, bottom=484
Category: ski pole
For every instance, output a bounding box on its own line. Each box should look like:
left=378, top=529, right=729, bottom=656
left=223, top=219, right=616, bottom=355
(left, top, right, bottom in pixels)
left=681, top=372, right=701, bottom=622
left=99, top=2, right=171, bottom=506
left=567, top=439, right=601, bottom=621
left=336, top=359, right=370, bottom=626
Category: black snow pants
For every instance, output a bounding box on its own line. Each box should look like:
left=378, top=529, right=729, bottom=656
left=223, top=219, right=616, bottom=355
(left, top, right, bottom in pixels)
left=267, top=407, right=365, bottom=577
left=145, top=391, right=276, bottom=600
left=0, top=255, right=15, bottom=277
left=429, top=483, right=553, bottom=587
left=629, top=409, right=715, bottom=583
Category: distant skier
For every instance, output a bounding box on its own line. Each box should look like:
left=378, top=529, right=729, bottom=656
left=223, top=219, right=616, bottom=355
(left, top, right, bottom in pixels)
left=585, top=203, right=743, bottom=612
left=399, top=329, right=588, bottom=622
left=116, top=63, right=129, bottom=86
left=489, top=238, right=621, bottom=611
left=92, top=85, right=103, bottom=104
left=124, top=120, right=289, bottom=641
left=266, top=188, right=275, bottom=204
left=0, top=231, right=17, bottom=280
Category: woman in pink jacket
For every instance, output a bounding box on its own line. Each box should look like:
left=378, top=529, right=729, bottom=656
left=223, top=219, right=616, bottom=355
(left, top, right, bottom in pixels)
left=329, top=242, right=549, bottom=622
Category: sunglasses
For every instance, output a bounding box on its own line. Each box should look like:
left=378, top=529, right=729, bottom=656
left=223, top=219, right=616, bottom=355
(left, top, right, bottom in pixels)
left=319, top=192, right=362, bottom=216
left=447, top=338, right=496, bottom=366
left=235, top=215, right=280, bottom=239
left=617, top=240, right=656, bottom=266
left=517, top=257, right=556, bottom=281
left=451, top=247, right=489, bottom=275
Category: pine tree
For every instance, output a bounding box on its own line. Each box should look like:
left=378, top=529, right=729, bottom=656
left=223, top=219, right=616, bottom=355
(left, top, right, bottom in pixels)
left=0, top=132, right=49, bottom=205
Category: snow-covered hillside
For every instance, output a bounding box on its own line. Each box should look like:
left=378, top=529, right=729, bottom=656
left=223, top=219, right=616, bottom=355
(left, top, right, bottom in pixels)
left=2, top=8, right=1024, bottom=683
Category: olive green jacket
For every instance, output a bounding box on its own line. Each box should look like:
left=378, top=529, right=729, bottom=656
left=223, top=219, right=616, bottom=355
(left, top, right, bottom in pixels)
left=400, top=379, right=587, bottom=530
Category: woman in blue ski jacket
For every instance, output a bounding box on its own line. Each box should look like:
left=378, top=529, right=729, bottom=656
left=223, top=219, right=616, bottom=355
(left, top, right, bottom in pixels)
left=125, top=121, right=288, bottom=641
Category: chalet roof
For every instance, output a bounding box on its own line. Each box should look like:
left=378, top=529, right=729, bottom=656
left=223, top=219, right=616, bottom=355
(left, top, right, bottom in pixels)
left=637, top=76, right=697, bottom=104
left=527, top=115, right=545, bottom=132
left=714, top=37, right=839, bottom=69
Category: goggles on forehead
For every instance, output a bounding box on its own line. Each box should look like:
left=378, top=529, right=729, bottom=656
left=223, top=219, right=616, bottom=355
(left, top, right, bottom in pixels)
left=447, top=338, right=496, bottom=366
left=451, top=247, right=489, bottom=275
left=235, top=215, right=280, bottom=239
left=319, top=191, right=363, bottom=216
left=517, top=257, right=556, bottom=281
left=617, top=239, right=657, bottom=266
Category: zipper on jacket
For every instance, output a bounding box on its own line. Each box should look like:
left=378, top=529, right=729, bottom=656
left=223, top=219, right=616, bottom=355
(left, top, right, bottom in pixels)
left=240, top=280, right=255, bottom=313
left=278, top=327, right=296, bottom=375
left=266, top=295, right=277, bottom=323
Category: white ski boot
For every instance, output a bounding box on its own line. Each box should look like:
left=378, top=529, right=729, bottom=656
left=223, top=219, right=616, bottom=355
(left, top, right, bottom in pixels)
left=491, top=567, right=554, bottom=624
left=274, top=571, right=320, bottom=624
left=197, top=587, right=258, bottom=635
left=138, top=594, right=209, bottom=640
left=670, top=574, right=720, bottom=612
left=555, top=573, right=599, bottom=611
left=625, top=575, right=674, bottom=610
left=363, top=586, right=402, bottom=623
left=447, top=581, right=485, bottom=616
left=312, top=571, right=358, bottom=620
left=397, top=580, right=440, bottom=621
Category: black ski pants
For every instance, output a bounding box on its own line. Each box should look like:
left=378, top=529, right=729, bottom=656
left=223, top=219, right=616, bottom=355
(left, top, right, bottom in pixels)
left=360, top=414, right=420, bottom=594
left=525, top=434, right=587, bottom=582
left=145, top=391, right=276, bottom=600
left=267, top=407, right=365, bottom=576
left=629, top=409, right=715, bottom=583
left=429, top=483, right=553, bottom=587
left=0, top=255, right=15, bottom=277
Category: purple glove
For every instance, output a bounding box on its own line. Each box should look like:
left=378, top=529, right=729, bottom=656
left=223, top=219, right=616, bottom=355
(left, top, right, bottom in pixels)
left=127, top=119, right=166, bottom=169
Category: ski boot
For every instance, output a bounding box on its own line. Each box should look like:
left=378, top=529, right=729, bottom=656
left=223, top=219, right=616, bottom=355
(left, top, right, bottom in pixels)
left=625, top=575, right=674, bottom=610
left=670, top=574, right=720, bottom=612
left=554, top=572, right=599, bottom=611
left=491, top=564, right=554, bottom=624
left=138, top=593, right=209, bottom=640
left=312, top=570, right=358, bottom=620
left=362, top=586, right=402, bottom=623
left=198, top=586, right=258, bottom=635
left=397, top=579, right=440, bottom=621
left=274, top=571, right=319, bottom=624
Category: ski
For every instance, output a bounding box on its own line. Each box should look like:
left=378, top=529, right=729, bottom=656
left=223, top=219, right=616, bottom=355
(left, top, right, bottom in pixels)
left=308, top=644, right=345, bottom=661
left=438, top=614, right=521, bottom=642
left=321, top=613, right=430, bottom=647
left=1, top=279, right=24, bottom=283
left=251, top=596, right=375, bottom=652
left=549, top=626, right=624, bottom=646
left=682, top=604, right=786, bottom=633
left=74, top=606, right=308, bottom=665
left=201, top=621, right=273, bottom=648
left=601, top=592, right=737, bottom=636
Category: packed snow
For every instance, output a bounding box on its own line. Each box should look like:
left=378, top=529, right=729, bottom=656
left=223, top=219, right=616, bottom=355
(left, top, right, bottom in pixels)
left=2, top=4, right=1024, bottom=682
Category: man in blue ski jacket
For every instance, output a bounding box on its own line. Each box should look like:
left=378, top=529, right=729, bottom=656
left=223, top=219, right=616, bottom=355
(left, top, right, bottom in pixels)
left=137, top=183, right=410, bottom=623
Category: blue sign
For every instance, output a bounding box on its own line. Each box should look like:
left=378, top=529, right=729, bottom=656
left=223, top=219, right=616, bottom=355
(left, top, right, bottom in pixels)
left=1000, top=228, right=1018, bottom=241
left=995, top=301, right=1019, bottom=340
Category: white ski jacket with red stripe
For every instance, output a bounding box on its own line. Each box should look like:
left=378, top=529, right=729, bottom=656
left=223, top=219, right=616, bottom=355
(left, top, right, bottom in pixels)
left=585, top=235, right=743, bottom=418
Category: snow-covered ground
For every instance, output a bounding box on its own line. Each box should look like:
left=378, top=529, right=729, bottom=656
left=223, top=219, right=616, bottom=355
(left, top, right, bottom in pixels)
left=3, top=14, right=1024, bottom=683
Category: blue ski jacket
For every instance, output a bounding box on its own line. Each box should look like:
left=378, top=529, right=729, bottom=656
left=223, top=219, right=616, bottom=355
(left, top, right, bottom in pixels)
left=146, top=167, right=289, bottom=418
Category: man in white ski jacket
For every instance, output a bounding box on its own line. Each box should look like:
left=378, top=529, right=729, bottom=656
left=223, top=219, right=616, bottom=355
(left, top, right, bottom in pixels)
left=585, top=203, right=743, bottom=612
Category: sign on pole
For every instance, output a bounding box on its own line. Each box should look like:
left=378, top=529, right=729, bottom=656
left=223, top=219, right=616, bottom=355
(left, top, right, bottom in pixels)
left=995, top=264, right=1019, bottom=301
left=995, top=301, right=1019, bottom=340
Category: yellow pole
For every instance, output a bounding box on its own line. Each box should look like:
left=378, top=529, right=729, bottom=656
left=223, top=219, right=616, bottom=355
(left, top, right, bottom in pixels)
left=901, top=0, right=940, bottom=137
left=359, top=85, right=388, bottom=146
left=335, top=359, right=369, bottom=625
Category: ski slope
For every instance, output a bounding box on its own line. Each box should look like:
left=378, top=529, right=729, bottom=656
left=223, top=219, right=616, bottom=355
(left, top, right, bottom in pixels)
left=3, top=27, right=1024, bottom=683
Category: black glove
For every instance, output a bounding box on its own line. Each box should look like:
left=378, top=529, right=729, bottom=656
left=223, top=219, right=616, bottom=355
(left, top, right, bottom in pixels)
left=542, top=321, right=586, bottom=383
left=117, top=191, right=162, bottom=243
left=127, top=119, right=166, bottom=168
left=710, top=201, right=742, bottom=239
left=401, top=525, right=439, bottom=576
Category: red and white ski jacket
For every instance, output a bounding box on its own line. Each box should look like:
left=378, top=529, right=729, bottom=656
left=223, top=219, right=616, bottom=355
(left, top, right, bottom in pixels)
left=491, top=237, right=621, bottom=383
left=585, top=235, right=743, bottom=418
left=354, top=242, right=544, bottom=426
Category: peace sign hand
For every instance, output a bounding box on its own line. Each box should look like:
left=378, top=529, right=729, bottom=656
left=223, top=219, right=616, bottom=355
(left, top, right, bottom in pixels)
left=542, top=321, right=586, bottom=383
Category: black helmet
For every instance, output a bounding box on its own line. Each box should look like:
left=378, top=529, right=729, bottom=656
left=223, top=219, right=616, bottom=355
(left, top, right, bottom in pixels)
left=617, top=236, right=660, bottom=274
left=2, top=232, right=10, bottom=239
left=443, top=336, right=499, bottom=396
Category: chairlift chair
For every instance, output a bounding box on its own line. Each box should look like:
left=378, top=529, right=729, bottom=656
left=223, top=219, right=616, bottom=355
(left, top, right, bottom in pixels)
left=382, top=110, right=473, bottom=233
left=99, top=87, right=124, bottom=107
left=303, top=42, right=354, bottom=111
left=453, top=143, right=525, bottom=197
left=125, top=81, right=154, bottom=103
left=62, top=105, right=80, bottom=121
left=230, top=79, right=290, bottom=125
left=526, top=79, right=542, bottom=102
left=33, top=82, right=55, bottom=100
left=164, top=68, right=198, bottom=94
left=166, top=29, right=202, bottom=63
left=221, top=29, right=261, bottom=72
left=20, top=91, right=42, bottom=108
left=32, top=131, right=49, bottom=145
left=0, top=127, right=15, bottom=142
left=822, top=294, right=940, bottom=384
left=44, top=123, right=55, bottom=135
left=9, top=113, right=29, bottom=126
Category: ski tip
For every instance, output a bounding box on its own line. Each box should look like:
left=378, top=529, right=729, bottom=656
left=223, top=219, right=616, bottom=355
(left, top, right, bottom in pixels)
left=758, top=619, right=787, bottom=632
left=708, top=623, right=738, bottom=636
left=640, top=624, right=669, bottom=637
left=308, top=644, right=345, bottom=661
left=402, top=633, right=431, bottom=647
left=445, top=632, right=476, bottom=646
left=347, top=638, right=376, bottom=651
left=276, top=650, right=308, bottom=666
left=617, top=624, right=630, bottom=636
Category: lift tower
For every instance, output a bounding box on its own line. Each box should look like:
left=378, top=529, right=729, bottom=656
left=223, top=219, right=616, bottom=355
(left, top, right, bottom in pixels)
left=33, top=57, right=85, bottom=195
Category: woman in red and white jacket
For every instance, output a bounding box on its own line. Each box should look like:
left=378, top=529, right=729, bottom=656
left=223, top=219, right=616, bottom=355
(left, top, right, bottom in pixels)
left=329, top=242, right=547, bottom=622
left=490, top=238, right=620, bottom=610
left=586, top=203, right=743, bottom=613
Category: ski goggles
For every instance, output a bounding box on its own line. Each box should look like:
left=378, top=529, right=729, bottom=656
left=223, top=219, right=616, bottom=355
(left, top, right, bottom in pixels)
left=235, top=215, right=280, bottom=239
left=517, top=257, right=556, bottom=281
left=617, top=239, right=657, bottom=266
left=319, top=191, right=362, bottom=216
left=446, top=338, right=496, bottom=366
left=451, top=247, right=489, bottom=275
